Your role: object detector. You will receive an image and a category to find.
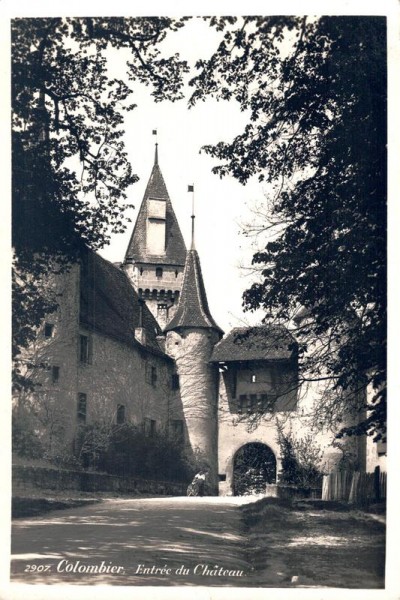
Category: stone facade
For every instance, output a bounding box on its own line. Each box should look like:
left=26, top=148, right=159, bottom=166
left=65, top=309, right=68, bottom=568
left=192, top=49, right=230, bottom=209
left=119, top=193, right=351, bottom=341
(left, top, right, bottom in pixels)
left=13, top=254, right=183, bottom=459
left=14, top=146, right=385, bottom=496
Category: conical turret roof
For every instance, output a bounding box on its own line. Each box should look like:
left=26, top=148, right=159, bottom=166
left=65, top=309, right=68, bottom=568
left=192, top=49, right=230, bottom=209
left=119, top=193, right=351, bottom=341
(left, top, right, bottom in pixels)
left=124, top=147, right=187, bottom=266
left=164, top=248, right=223, bottom=335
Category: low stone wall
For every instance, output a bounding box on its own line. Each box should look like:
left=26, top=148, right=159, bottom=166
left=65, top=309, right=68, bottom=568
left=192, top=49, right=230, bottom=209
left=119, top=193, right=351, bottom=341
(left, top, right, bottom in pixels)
left=277, top=484, right=321, bottom=500
left=13, top=465, right=187, bottom=496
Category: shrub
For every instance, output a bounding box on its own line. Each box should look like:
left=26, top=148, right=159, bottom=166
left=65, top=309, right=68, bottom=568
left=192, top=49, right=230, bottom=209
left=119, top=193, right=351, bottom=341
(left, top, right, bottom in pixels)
left=277, top=422, right=324, bottom=488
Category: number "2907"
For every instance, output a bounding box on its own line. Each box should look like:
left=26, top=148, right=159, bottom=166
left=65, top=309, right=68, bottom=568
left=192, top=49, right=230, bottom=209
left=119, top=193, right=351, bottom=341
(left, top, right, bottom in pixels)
left=24, top=564, right=51, bottom=572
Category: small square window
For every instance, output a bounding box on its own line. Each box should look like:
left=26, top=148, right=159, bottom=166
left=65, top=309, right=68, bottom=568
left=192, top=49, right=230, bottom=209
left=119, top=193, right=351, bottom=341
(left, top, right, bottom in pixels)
left=44, top=323, right=54, bottom=338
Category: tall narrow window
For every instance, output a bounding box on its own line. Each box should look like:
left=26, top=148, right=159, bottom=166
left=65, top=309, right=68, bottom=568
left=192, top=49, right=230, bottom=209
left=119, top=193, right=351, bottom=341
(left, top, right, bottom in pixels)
left=171, top=419, right=184, bottom=441
left=151, top=366, right=157, bottom=386
left=77, top=393, right=87, bottom=423
left=238, top=395, right=246, bottom=414
left=52, top=366, right=60, bottom=383
left=156, top=267, right=163, bottom=278
left=80, top=335, right=91, bottom=364
left=232, top=368, right=237, bottom=398
left=116, top=404, right=125, bottom=425
left=171, top=374, right=180, bottom=390
left=157, top=303, right=168, bottom=320
left=150, top=419, right=157, bottom=437
left=44, top=323, right=54, bottom=338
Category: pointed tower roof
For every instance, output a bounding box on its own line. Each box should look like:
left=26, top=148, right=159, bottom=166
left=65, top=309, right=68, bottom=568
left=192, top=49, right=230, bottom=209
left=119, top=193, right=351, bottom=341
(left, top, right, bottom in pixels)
left=124, top=145, right=187, bottom=266
left=164, top=248, right=223, bottom=335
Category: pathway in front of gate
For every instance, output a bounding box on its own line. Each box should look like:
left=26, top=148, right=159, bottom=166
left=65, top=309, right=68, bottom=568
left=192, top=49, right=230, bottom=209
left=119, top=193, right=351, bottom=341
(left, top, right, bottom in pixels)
left=11, top=496, right=255, bottom=586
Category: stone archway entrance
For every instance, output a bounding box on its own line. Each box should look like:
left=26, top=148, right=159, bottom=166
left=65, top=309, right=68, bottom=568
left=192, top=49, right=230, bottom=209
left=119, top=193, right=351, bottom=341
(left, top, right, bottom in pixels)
left=233, top=442, right=277, bottom=496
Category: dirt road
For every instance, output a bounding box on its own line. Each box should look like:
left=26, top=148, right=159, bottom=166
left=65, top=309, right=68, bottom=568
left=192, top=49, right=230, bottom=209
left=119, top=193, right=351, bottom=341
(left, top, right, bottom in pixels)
left=10, top=496, right=386, bottom=588
left=11, top=496, right=253, bottom=586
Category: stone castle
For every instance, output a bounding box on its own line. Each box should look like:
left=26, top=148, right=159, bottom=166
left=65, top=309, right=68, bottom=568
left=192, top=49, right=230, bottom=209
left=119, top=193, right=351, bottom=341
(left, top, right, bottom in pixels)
left=17, top=144, right=386, bottom=495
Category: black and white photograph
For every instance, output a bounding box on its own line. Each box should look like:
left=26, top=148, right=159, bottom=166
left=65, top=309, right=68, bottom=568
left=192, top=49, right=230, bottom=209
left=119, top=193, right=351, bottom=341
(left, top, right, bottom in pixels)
left=2, top=1, right=399, bottom=598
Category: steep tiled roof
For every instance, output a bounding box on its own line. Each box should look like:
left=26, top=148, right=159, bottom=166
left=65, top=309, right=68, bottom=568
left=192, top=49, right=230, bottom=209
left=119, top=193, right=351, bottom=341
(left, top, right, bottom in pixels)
left=164, top=249, right=223, bottom=335
left=80, top=249, right=168, bottom=358
left=124, top=157, right=187, bottom=266
left=210, top=326, right=297, bottom=362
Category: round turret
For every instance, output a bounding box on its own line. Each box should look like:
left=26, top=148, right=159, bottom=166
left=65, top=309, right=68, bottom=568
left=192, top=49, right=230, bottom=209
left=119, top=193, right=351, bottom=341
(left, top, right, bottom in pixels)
left=165, top=248, right=223, bottom=494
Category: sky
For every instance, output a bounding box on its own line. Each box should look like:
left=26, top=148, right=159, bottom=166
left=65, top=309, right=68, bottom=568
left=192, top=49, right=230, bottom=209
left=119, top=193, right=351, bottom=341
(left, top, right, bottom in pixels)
left=97, top=18, right=268, bottom=333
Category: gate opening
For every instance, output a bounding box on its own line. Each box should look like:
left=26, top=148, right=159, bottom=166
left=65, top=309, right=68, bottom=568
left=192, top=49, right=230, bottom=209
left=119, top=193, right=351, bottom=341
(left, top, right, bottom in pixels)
left=233, top=442, right=276, bottom=495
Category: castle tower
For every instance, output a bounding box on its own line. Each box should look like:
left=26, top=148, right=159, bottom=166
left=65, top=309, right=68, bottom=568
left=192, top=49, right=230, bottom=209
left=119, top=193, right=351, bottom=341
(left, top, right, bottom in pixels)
left=123, top=144, right=187, bottom=328
left=164, top=230, right=223, bottom=494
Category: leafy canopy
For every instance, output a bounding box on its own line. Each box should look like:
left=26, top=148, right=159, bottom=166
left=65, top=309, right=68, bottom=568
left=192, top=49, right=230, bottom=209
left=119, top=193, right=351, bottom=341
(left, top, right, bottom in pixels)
left=12, top=17, right=189, bottom=387
left=190, top=16, right=386, bottom=439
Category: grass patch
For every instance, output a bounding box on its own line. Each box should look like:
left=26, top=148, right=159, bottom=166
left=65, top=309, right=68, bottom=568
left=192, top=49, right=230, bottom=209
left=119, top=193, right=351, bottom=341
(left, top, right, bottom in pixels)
left=240, top=497, right=386, bottom=588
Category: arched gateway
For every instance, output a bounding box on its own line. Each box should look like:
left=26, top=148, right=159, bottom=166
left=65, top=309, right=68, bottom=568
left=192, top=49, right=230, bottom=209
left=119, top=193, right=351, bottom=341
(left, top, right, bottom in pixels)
left=233, top=442, right=277, bottom=495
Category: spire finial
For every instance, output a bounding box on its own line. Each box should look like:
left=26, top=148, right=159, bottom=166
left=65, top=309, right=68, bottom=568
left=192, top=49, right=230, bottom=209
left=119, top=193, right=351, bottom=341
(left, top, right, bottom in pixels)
left=152, top=129, right=158, bottom=165
left=188, top=184, right=195, bottom=249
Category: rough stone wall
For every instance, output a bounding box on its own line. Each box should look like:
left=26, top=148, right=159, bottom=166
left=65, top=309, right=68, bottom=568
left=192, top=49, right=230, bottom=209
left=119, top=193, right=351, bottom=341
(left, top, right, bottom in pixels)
left=77, top=330, right=177, bottom=432
left=166, top=328, right=220, bottom=493
left=14, top=264, right=181, bottom=458
left=13, top=465, right=187, bottom=496
left=13, top=264, right=81, bottom=449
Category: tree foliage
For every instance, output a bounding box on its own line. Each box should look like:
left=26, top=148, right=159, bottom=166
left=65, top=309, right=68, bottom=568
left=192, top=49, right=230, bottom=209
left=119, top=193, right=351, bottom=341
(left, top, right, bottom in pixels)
left=76, top=422, right=192, bottom=482
left=190, top=16, right=386, bottom=439
left=276, top=421, right=324, bottom=488
left=12, top=17, right=189, bottom=387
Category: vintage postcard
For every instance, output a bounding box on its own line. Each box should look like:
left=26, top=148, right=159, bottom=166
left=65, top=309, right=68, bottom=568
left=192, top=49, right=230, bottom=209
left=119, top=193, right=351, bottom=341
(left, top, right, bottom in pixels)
left=2, top=1, right=399, bottom=599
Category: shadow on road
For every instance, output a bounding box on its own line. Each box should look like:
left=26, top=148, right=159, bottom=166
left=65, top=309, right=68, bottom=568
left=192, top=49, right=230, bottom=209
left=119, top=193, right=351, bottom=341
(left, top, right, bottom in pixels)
left=11, top=497, right=252, bottom=586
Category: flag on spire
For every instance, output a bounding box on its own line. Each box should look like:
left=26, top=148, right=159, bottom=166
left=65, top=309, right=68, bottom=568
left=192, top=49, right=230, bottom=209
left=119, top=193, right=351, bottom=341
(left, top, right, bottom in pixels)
left=152, top=129, right=157, bottom=135
left=188, top=185, right=194, bottom=192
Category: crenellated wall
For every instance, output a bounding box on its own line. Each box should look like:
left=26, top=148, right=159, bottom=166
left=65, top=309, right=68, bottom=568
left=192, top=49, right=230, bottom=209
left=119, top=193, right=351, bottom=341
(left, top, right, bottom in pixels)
left=125, top=262, right=184, bottom=328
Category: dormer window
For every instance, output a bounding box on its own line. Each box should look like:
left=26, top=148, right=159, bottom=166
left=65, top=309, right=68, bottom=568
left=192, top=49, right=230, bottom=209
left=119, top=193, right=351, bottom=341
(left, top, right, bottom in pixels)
left=156, top=267, right=163, bottom=278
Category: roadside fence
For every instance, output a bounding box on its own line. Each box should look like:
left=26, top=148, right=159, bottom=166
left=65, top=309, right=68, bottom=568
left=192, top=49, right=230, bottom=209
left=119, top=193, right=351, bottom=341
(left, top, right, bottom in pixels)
left=322, top=466, right=386, bottom=504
